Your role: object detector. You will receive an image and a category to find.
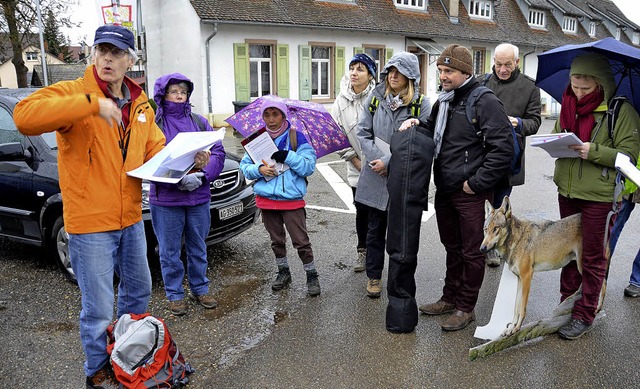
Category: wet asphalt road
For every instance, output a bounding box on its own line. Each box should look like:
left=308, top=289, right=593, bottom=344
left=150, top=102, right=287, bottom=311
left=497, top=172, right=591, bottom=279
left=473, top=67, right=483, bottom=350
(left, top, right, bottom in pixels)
left=1, top=119, right=640, bottom=388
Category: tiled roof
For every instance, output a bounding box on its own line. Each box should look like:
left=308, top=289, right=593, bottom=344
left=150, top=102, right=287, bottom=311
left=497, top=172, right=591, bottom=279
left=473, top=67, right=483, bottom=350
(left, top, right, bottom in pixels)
left=32, top=64, right=86, bottom=85
left=188, top=0, right=636, bottom=49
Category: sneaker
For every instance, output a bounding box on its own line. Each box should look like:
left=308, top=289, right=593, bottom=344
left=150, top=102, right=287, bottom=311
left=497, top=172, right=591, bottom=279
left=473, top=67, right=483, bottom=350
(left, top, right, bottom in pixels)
left=418, top=299, right=455, bottom=315
left=558, top=318, right=592, bottom=340
left=624, top=284, right=640, bottom=298
left=191, top=293, right=218, bottom=309
left=366, top=278, right=382, bottom=298
left=306, top=270, right=321, bottom=297
left=86, top=365, right=119, bottom=389
left=441, top=310, right=476, bottom=331
left=272, top=268, right=292, bottom=291
left=169, top=299, right=188, bottom=316
left=354, top=249, right=366, bottom=272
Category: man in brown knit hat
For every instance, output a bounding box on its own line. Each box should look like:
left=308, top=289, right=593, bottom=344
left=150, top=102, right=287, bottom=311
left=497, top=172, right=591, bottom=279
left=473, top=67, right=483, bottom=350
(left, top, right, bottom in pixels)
left=403, top=44, right=514, bottom=331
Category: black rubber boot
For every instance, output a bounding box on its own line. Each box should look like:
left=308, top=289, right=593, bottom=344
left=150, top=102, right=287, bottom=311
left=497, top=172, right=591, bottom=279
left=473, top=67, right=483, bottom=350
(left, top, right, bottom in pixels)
left=306, top=270, right=321, bottom=297
left=272, top=266, right=292, bottom=291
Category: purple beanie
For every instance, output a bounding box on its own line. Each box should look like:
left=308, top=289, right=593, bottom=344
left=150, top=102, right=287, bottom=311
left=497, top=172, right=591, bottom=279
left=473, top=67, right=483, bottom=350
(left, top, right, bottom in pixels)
left=260, top=96, right=288, bottom=118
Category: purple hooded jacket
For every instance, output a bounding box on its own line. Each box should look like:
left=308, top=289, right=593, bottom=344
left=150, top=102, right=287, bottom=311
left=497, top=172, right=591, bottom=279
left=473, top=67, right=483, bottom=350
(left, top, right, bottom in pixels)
left=149, top=73, right=225, bottom=207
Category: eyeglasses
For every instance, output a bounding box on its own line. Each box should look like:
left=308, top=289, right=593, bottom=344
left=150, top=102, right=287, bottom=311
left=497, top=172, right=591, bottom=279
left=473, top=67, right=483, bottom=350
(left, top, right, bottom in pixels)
left=167, top=90, right=188, bottom=96
left=96, top=44, right=128, bottom=58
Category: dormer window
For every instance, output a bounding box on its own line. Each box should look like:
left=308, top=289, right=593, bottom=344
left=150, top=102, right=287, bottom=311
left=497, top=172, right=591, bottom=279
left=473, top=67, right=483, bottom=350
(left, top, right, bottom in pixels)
left=26, top=52, right=38, bottom=61
left=589, top=21, right=596, bottom=37
left=528, top=9, right=545, bottom=28
left=394, top=0, right=426, bottom=10
left=562, top=16, right=577, bottom=33
left=469, top=0, right=492, bottom=19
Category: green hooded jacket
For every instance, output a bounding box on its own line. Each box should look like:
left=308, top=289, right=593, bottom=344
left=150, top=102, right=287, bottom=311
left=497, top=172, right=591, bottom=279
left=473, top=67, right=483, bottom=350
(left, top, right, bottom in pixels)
left=552, top=53, right=640, bottom=203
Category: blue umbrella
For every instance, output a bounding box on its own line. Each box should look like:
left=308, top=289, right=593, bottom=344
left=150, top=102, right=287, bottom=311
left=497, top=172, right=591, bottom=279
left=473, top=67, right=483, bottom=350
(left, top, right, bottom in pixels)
left=536, top=37, right=640, bottom=111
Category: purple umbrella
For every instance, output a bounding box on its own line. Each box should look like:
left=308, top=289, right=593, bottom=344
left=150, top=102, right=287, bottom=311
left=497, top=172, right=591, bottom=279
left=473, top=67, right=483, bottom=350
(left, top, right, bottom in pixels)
left=225, top=95, right=349, bottom=158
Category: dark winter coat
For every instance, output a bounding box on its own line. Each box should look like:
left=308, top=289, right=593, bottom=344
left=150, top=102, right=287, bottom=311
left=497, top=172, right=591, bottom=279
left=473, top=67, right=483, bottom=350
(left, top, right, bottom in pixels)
left=481, top=68, right=542, bottom=185
left=427, top=78, right=513, bottom=194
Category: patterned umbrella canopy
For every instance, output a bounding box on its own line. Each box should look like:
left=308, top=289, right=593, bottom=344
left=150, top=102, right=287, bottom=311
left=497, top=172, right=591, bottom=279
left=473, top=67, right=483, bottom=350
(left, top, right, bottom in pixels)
left=225, top=95, right=349, bottom=158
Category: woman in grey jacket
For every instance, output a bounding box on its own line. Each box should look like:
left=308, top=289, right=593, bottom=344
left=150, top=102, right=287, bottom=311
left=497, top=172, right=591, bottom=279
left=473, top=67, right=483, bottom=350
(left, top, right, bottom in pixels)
left=356, top=52, right=431, bottom=298
left=331, top=54, right=377, bottom=272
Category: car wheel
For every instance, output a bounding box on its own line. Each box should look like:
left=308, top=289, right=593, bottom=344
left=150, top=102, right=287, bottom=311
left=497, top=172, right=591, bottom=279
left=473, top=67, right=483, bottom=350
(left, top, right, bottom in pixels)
left=49, top=216, right=76, bottom=283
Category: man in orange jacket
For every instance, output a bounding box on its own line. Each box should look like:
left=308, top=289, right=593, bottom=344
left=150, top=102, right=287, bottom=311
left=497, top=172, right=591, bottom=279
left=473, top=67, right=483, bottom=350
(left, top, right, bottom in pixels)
left=14, top=25, right=210, bottom=388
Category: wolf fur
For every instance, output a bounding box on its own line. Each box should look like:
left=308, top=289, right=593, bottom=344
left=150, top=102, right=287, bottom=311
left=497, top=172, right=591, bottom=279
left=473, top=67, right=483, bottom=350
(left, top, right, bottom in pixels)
left=479, top=196, right=595, bottom=336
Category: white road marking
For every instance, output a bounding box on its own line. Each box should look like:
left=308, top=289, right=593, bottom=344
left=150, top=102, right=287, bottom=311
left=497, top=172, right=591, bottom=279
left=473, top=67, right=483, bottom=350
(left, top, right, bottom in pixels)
left=311, top=161, right=435, bottom=222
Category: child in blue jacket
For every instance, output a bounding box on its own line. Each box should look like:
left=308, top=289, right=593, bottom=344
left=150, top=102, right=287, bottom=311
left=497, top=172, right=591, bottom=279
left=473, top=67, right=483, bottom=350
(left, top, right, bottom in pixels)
left=239, top=98, right=319, bottom=296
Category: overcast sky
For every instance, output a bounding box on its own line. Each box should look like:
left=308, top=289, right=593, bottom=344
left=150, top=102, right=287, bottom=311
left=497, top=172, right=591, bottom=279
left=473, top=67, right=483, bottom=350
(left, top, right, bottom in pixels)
left=63, top=0, right=640, bottom=46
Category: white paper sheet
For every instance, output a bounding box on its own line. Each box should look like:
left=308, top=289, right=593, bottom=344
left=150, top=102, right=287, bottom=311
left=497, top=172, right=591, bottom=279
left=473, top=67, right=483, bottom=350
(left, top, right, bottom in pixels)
left=127, top=128, right=225, bottom=183
left=530, top=132, right=583, bottom=158
left=615, top=152, right=640, bottom=187
left=241, top=129, right=289, bottom=180
left=374, top=136, right=390, bottom=155
left=474, top=265, right=518, bottom=340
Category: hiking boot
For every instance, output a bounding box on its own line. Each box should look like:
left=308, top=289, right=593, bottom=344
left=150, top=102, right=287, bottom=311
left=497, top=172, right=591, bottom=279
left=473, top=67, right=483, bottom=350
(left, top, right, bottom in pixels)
left=418, top=299, right=455, bottom=315
left=624, top=283, right=640, bottom=298
left=191, top=293, right=218, bottom=309
left=168, top=299, right=188, bottom=316
left=558, top=318, right=592, bottom=340
left=354, top=248, right=366, bottom=272
left=441, top=310, right=476, bottom=331
left=366, top=278, right=382, bottom=298
left=306, top=270, right=321, bottom=297
left=486, top=251, right=501, bottom=267
left=86, top=364, right=119, bottom=389
left=272, top=267, right=292, bottom=291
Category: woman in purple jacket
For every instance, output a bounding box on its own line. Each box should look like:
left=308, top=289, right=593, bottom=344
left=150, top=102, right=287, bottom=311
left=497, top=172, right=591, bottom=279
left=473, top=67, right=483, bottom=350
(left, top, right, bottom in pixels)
left=151, top=73, right=225, bottom=316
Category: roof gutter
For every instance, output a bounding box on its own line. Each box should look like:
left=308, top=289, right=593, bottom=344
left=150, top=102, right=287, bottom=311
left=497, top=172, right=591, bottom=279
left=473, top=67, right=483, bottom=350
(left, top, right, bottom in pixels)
left=202, top=21, right=218, bottom=113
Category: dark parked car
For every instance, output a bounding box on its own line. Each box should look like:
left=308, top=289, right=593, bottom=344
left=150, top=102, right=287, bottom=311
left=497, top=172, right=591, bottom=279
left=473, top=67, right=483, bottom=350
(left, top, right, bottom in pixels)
left=0, top=89, right=260, bottom=282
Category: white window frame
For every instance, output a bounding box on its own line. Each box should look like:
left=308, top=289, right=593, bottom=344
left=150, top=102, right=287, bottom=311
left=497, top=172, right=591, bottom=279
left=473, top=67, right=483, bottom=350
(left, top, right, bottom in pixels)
left=469, top=0, right=492, bottom=19
left=633, top=32, right=640, bottom=45
left=528, top=9, right=545, bottom=28
left=249, top=44, right=273, bottom=100
left=394, top=0, right=426, bottom=11
left=616, top=28, right=622, bottom=40
left=562, top=16, right=577, bottom=33
left=472, top=47, right=485, bottom=77
left=26, top=52, right=38, bottom=61
left=311, top=46, right=331, bottom=99
left=589, top=21, right=596, bottom=37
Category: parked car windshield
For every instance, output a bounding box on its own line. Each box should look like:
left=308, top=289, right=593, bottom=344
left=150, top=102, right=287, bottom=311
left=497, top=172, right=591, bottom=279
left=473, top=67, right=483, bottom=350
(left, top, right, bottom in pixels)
left=41, top=132, right=57, bottom=149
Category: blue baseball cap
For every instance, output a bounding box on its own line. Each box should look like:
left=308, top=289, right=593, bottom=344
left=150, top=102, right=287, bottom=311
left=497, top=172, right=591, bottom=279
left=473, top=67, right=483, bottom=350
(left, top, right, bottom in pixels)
left=93, top=25, right=135, bottom=51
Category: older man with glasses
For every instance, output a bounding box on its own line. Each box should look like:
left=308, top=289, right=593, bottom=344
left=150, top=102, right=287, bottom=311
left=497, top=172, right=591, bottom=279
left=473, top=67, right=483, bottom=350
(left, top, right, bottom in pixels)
left=13, top=25, right=210, bottom=388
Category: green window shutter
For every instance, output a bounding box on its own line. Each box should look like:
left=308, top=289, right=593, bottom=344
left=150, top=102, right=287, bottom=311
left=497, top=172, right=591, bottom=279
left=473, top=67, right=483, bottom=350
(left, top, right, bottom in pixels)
left=334, top=46, right=345, bottom=97
left=299, top=45, right=311, bottom=101
left=484, top=49, right=491, bottom=74
left=233, top=43, right=250, bottom=102
left=385, top=48, right=394, bottom=63
left=353, top=47, right=364, bottom=55
left=277, top=44, right=290, bottom=98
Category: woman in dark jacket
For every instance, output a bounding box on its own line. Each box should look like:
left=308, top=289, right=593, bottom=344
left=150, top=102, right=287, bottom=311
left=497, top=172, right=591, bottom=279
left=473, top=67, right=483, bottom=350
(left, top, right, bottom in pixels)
left=150, top=73, right=225, bottom=316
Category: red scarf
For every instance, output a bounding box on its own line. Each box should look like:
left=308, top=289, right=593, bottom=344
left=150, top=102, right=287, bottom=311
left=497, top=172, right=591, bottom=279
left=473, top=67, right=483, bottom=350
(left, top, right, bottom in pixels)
left=559, top=84, right=604, bottom=142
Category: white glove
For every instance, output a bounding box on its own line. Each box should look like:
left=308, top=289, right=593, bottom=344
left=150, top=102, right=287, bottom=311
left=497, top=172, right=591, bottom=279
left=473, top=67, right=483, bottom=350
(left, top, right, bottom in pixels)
left=178, top=172, right=205, bottom=191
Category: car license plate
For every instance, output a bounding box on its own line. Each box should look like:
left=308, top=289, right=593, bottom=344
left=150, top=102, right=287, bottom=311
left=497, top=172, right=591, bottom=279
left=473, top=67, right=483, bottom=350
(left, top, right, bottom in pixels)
left=219, top=202, right=243, bottom=220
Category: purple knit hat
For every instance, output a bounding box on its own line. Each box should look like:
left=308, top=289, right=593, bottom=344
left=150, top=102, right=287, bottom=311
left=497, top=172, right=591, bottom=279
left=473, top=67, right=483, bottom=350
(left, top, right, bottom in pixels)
left=260, top=96, right=288, bottom=118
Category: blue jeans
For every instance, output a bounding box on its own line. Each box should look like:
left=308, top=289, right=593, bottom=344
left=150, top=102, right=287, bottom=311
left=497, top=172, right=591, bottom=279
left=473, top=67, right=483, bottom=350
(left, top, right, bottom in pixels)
left=609, top=198, right=640, bottom=286
left=69, top=221, right=151, bottom=376
left=151, top=202, right=211, bottom=300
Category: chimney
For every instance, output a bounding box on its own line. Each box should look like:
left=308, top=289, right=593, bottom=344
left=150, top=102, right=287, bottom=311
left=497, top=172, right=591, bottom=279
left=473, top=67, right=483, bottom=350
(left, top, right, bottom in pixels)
left=448, top=0, right=460, bottom=24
